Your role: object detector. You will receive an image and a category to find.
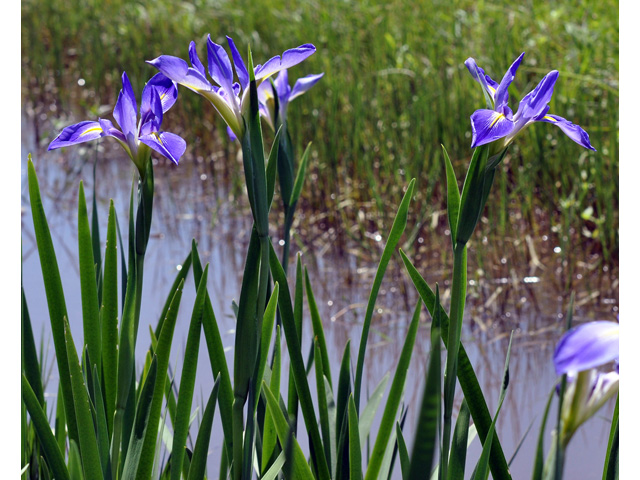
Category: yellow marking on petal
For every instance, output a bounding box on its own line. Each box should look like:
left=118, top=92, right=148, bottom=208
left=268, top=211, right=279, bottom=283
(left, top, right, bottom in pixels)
left=489, top=112, right=505, bottom=128
left=80, top=126, right=103, bottom=136
left=160, top=93, right=166, bottom=100
left=543, top=115, right=556, bottom=122
left=488, top=85, right=496, bottom=94
left=153, top=132, right=163, bottom=145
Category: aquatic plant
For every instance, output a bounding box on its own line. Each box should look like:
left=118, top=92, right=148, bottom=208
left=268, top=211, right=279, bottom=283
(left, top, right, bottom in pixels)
left=21, top=25, right=618, bottom=480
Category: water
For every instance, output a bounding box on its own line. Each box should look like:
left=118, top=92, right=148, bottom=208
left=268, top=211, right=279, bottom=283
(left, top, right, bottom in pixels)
left=22, top=112, right=618, bottom=478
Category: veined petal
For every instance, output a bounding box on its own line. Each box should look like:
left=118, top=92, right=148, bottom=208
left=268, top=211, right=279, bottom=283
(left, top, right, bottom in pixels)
left=494, top=52, right=524, bottom=114
left=469, top=109, right=514, bottom=147
left=48, top=121, right=107, bottom=149
left=254, top=44, right=316, bottom=81
left=226, top=36, right=249, bottom=90
left=515, top=70, right=559, bottom=123
left=206, top=35, right=234, bottom=87
left=189, top=41, right=207, bottom=78
left=540, top=114, right=596, bottom=151
left=138, top=131, right=186, bottom=165
left=464, top=57, right=498, bottom=104
left=207, top=35, right=240, bottom=117
left=147, top=56, right=212, bottom=93
left=113, top=72, right=138, bottom=142
left=289, top=72, right=324, bottom=101
left=144, top=73, right=178, bottom=114
left=554, top=321, right=619, bottom=376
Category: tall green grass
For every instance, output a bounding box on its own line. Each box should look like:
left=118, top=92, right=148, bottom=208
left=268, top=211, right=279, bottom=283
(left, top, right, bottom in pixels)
left=22, top=0, right=618, bottom=257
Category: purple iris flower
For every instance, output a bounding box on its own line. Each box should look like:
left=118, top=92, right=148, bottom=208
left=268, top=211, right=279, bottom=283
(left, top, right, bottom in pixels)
left=465, top=53, right=596, bottom=151
left=552, top=320, right=619, bottom=446
left=147, top=36, right=316, bottom=140
left=48, top=72, right=186, bottom=173
left=257, top=69, right=324, bottom=130
left=553, top=320, right=619, bottom=376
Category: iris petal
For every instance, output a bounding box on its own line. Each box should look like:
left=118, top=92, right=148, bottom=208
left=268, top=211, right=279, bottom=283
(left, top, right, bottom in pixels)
left=540, top=114, right=596, bottom=151
left=138, top=131, right=187, bottom=165
left=515, top=70, right=559, bottom=124
left=226, top=36, right=249, bottom=90
left=48, top=121, right=106, bottom=149
left=494, top=52, right=524, bottom=114
left=554, top=321, right=619, bottom=376
left=206, top=35, right=234, bottom=88
left=144, top=73, right=178, bottom=114
left=470, top=109, right=514, bottom=147
left=113, top=72, right=138, bottom=143
left=189, top=41, right=207, bottom=78
left=255, top=44, right=316, bottom=81
left=147, top=56, right=212, bottom=93
left=274, top=69, right=291, bottom=104
left=289, top=72, right=324, bottom=101
left=465, top=57, right=497, bottom=105
left=139, top=88, right=163, bottom=136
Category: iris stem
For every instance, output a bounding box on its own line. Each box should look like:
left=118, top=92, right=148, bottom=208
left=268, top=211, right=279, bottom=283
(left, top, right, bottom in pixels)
left=441, top=242, right=467, bottom=479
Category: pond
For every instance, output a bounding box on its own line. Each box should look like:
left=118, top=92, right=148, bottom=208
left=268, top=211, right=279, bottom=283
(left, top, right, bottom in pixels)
left=22, top=111, right=618, bottom=478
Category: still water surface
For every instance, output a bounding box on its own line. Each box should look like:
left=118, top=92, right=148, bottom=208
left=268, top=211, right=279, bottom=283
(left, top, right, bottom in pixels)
left=22, top=113, right=618, bottom=479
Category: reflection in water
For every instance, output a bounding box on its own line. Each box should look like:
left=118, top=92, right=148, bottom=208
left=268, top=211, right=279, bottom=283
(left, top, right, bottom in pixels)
left=22, top=113, right=618, bottom=479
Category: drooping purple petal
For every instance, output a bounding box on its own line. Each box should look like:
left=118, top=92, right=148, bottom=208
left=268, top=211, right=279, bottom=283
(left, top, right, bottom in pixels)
left=515, top=70, right=559, bottom=124
left=189, top=41, right=207, bottom=78
left=147, top=55, right=212, bottom=93
left=98, top=119, right=128, bottom=144
left=255, top=44, right=316, bottom=81
left=113, top=72, right=139, bottom=143
left=554, top=321, right=619, bottom=376
left=465, top=57, right=498, bottom=103
left=48, top=121, right=108, bottom=149
left=289, top=72, right=324, bottom=101
left=469, top=109, right=515, bottom=147
left=494, top=53, right=524, bottom=114
left=539, top=114, right=596, bottom=151
left=144, top=73, right=178, bottom=113
left=226, top=36, right=249, bottom=90
left=138, top=131, right=187, bottom=165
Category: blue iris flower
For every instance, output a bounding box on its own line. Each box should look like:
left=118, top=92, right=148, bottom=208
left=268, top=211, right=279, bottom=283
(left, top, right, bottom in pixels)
left=48, top=72, right=186, bottom=174
left=465, top=53, right=596, bottom=152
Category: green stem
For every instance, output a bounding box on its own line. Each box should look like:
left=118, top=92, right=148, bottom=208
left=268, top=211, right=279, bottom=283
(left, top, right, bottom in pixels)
left=441, top=243, right=467, bottom=479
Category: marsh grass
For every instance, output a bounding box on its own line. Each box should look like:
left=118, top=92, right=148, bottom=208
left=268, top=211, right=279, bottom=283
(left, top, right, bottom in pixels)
left=22, top=0, right=618, bottom=258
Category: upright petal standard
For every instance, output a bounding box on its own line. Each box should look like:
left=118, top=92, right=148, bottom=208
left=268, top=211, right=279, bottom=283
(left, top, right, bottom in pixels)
left=48, top=72, right=186, bottom=173
left=148, top=36, right=316, bottom=140
left=465, top=53, right=596, bottom=151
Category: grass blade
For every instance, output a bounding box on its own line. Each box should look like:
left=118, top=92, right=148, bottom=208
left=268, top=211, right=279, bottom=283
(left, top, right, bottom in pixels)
left=63, top=316, right=103, bottom=479
left=170, top=265, right=209, bottom=480
left=442, top=145, right=460, bottom=241
left=409, top=286, right=442, bottom=480
left=602, top=395, right=619, bottom=480
left=78, top=181, right=101, bottom=370
left=359, top=373, right=390, bottom=449
left=470, top=332, right=513, bottom=480
left=349, top=395, right=363, bottom=480
left=136, top=279, right=185, bottom=480
left=27, top=158, right=78, bottom=444
left=354, top=179, right=415, bottom=410
left=396, top=423, right=410, bottom=479
left=399, top=249, right=511, bottom=479
left=261, top=326, right=282, bottom=474
left=269, top=242, right=331, bottom=480
left=305, top=267, right=333, bottom=388
left=22, top=287, right=44, bottom=406
left=287, top=256, right=305, bottom=432
left=92, top=365, right=111, bottom=478
left=364, top=301, right=420, bottom=480
left=288, top=142, right=312, bottom=207
left=447, top=400, right=470, bottom=480
left=22, top=375, right=70, bottom=480
left=254, top=283, right=280, bottom=412
left=187, top=377, right=221, bottom=480
left=261, top=382, right=316, bottom=479
left=122, top=356, right=158, bottom=479
left=102, top=200, right=119, bottom=433
left=191, top=242, right=233, bottom=460
left=531, top=388, right=555, bottom=480
left=314, top=339, right=333, bottom=475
